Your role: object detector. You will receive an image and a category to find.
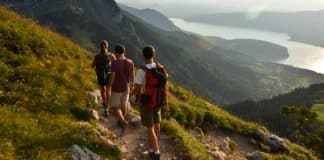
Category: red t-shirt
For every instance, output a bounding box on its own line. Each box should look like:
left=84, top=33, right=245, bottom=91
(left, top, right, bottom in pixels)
left=111, top=58, right=134, bottom=92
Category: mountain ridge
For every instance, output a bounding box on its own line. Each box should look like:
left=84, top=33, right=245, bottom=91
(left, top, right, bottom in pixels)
left=2, top=0, right=324, bottom=105
left=187, top=11, right=324, bottom=48
left=204, top=37, right=289, bottom=62
left=118, top=3, right=181, bottom=32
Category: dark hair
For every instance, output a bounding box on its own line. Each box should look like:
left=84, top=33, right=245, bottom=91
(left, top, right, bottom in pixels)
left=100, top=40, right=108, bottom=48
left=142, top=45, right=155, bottom=60
left=115, top=44, right=125, bottom=54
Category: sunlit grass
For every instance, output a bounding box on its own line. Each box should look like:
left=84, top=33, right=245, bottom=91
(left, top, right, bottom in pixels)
left=312, top=104, right=324, bottom=121
left=0, top=6, right=120, bottom=159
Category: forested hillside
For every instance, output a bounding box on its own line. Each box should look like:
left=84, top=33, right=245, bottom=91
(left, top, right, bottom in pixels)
left=228, top=83, right=324, bottom=158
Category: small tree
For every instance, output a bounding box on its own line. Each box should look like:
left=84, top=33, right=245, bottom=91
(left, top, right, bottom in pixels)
left=281, top=106, right=318, bottom=140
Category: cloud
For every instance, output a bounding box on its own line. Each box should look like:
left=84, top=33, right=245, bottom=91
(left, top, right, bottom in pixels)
left=246, top=2, right=271, bottom=20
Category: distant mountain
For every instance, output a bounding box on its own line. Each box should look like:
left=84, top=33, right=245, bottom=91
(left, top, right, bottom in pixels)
left=205, top=37, right=289, bottom=62
left=2, top=0, right=324, bottom=105
left=118, top=3, right=180, bottom=32
left=188, top=11, right=324, bottom=48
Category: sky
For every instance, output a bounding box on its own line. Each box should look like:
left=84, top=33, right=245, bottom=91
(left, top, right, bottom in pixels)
left=116, top=0, right=324, bottom=17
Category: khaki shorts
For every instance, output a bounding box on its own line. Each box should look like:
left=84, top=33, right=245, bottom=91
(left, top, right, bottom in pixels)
left=109, top=91, right=129, bottom=108
left=140, top=106, right=161, bottom=127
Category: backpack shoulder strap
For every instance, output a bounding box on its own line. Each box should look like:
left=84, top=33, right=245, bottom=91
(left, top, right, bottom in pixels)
left=140, top=64, right=148, bottom=71
left=156, top=62, right=163, bottom=69
left=156, top=62, right=168, bottom=78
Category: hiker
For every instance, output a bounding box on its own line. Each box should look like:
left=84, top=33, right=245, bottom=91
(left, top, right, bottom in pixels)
left=133, top=45, right=168, bottom=160
left=92, top=40, right=116, bottom=117
left=108, top=44, right=135, bottom=135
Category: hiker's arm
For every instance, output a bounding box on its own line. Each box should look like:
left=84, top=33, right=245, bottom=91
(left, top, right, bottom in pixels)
left=129, top=63, right=135, bottom=91
left=108, top=53, right=116, bottom=62
left=108, top=72, right=115, bottom=87
left=106, top=72, right=115, bottom=104
left=108, top=62, right=116, bottom=87
left=133, top=84, right=142, bottom=97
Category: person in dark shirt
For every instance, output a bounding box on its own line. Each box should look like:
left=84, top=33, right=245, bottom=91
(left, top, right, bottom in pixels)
left=92, top=40, right=116, bottom=116
left=108, top=44, right=134, bottom=135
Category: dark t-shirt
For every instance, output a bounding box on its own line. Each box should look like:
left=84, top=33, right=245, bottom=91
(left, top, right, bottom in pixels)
left=111, top=58, right=134, bottom=92
left=94, top=52, right=111, bottom=79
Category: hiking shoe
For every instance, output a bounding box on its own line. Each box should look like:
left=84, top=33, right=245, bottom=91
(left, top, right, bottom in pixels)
left=148, top=151, right=155, bottom=160
left=153, top=152, right=161, bottom=160
left=103, top=110, right=109, bottom=118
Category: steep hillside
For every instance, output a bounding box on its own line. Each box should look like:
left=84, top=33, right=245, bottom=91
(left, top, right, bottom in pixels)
left=118, top=3, right=180, bottom=32
left=205, top=37, right=289, bottom=62
left=165, top=84, right=320, bottom=160
left=2, top=0, right=324, bottom=106
left=0, top=6, right=120, bottom=159
left=228, top=83, right=324, bottom=158
left=188, top=11, right=324, bottom=48
left=0, top=7, right=320, bottom=160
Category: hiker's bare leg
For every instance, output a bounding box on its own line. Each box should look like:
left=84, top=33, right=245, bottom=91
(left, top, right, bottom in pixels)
left=121, top=102, right=128, bottom=117
left=154, top=123, right=160, bottom=138
left=100, top=86, right=106, bottom=107
left=115, top=108, right=125, bottom=122
left=148, top=126, right=159, bottom=151
left=105, top=86, right=111, bottom=109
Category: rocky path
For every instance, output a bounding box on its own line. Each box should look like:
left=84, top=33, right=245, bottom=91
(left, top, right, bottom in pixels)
left=191, top=126, right=258, bottom=160
left=99, top=110, right=183, bottom=160
left=90, top=90, right=182, bottom=160
left=89, top=90, right=278, bottom=160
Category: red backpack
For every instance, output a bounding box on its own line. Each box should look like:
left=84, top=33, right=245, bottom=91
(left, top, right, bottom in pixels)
left=140, top=63, right=168, bottom=109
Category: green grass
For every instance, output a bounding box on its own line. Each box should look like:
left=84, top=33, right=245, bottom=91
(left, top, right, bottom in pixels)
left=161, top=120, right=213, bottom=160
left=168, top=83, right=261, bottom=138
left=166, top=82, right=318, bottom=160
left=0, top=6, right=120, bottom=159
left=312, top=104, right=324, bottom=121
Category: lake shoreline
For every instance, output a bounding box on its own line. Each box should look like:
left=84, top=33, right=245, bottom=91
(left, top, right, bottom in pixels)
left=170, top=18, right=324, bottom=74
left=204, top=36, right=290, bottom=62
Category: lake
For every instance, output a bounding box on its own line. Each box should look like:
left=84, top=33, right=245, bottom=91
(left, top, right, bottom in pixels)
left=170, top=18, right=324, bottom=74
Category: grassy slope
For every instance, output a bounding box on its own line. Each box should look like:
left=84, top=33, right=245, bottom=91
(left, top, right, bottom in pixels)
left=312, top=104, right=324, bottom=121
left=0, top=7, right=120, bottom=159
left=0, top=6, right=318, bottom=160
left=164, top=83, right=318, bottom=160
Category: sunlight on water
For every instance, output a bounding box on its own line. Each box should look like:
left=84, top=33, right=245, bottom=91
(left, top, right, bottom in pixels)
left=311, top=50, right=324, bottom=74
left=170, top=18, right=324, bottom=74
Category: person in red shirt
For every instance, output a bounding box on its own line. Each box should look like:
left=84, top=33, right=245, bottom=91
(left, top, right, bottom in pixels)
left=108, top=44, right=134, bottom=135
left=133, top=45, right=168, bottom=160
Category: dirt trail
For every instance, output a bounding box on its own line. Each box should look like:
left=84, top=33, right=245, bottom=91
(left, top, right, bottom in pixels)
left=192, top=127, right=257, bottom=160
left=92, top=90, right=258, bottom=160
left=99, top=110, right=183, bottom=160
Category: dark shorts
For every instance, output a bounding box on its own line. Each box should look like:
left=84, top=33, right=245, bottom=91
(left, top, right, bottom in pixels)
left=97, top=76, right=108, bottom=86
left=140, top=106, right=161, bottom=127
